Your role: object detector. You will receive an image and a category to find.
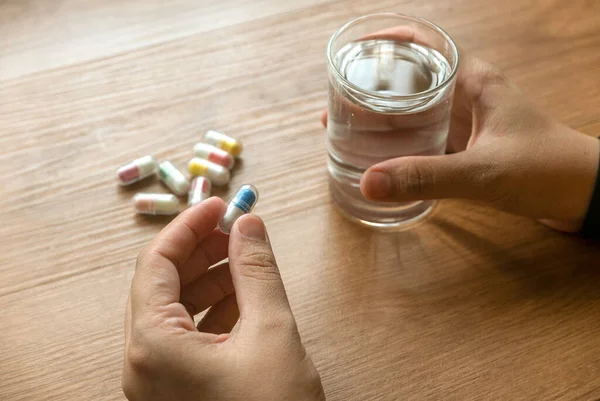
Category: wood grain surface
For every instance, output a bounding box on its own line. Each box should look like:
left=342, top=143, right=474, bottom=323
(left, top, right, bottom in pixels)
left=1, top=0, right=600, bottom=400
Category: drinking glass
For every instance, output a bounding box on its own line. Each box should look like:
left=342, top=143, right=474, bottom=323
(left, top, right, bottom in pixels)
left=327, top=13, right=459, bottom=228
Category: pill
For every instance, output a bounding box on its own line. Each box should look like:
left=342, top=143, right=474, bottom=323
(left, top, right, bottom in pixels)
left=158, top=161, right=190, bottom=196
left=188, top=177, right=212, bottom=207
left=204, top=130, right=243, bottom=157
left=188, top=158, right=231, bottom=186
left=219, top=184, right=259, bottom=234
left=117, top=155, right=157, bottom=185
left=194, top=143, right=235, bottom=169
left=133, top=193, right=179, bottom=215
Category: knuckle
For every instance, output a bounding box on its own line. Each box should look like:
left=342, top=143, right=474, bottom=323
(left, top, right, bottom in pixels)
left=463, top=58, right=511, bottom=105
left=125, top=344, right=152, bottom=374
left=238, top=250, right=281, bottom=282
left=394, top=160, right=435, bottom=198
left=125, top=332, right=157, bottom=377
left=478, top=64, right=511, bottom=99
left=468, top=56, right=507, bottom=86
left=479, top=63, right=508, bottom=86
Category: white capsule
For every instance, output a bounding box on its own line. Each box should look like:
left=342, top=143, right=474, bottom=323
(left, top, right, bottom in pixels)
left=204, top=130, right=243, bottom=157
left=117, top=155, right=157, bottom=185
left=133, top=193, right=179, bottom=215
left=158, top=161, right=190, bottom=196
left=219, top=184, right=259, bottom=234
left=188, top=177, right=212, bottom=207
left=193, top=143, right=235, bottom=169
left=188, top=158, right=231, bottom=186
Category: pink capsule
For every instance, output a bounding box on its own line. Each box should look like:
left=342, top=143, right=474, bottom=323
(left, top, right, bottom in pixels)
left=117, top=155, right=157, bottom=185
left=133, top=193, right=179, bottom=215
left=188, top=177, right=212, bottom=207
left=194, top=143, right=235, bottom=169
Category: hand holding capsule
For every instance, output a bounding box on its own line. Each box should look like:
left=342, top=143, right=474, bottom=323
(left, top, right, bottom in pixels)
left=122, top=198, right=324, bottom=401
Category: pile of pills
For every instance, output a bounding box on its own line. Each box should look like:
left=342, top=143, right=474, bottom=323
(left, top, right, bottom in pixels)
left=117, top=130, right=258, bottom=234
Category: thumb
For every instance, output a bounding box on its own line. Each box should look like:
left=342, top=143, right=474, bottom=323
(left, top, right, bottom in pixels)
left=361, top=151, right=490, bottom=202
left=228, top=214, right=295, bottom=329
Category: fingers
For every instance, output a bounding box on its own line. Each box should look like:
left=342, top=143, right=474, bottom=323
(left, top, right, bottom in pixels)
left=321, top=109, right=327, bottom=128
left=178, top=229, right=229, bottom=286
left=197, top=294, right=239, bottom=334
left=180, top=262, right=234, bottom=317
left=455, top=53, right=510, bottom=108
left=361, top=152, right=491, bottom=202
left=360, top=25, right=432, bottom=46
left=228, top=214, right=295, bottom=330
left=148, top=197, right=226, bottom=271
left=131, top=197, right=226, bottom=314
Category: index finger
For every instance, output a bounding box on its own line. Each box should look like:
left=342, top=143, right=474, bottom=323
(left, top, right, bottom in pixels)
left=131, top=197, right=226, bottom=315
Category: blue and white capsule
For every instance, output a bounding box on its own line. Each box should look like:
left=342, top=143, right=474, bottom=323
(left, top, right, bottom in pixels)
left=219, top=184, right=259, bottom=234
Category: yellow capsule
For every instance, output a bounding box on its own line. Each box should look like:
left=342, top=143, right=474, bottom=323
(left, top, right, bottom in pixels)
left=204, top=130, right=243, bottom=157
left=188, top=157, right=231, bottom=186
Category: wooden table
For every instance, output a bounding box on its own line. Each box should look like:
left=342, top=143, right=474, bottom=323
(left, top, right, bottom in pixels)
left=2, top=1, right=600, bottom=400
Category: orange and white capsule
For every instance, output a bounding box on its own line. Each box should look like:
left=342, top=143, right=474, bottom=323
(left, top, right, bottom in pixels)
left=117, top=155, right=157, bottom=185
left=133, top=193, right=179, bottom=215
left=194, top=143, right=235, bottom=169
left=204, top=130, right=243, bottom=157
left=188, top=177, right=211, bottom=207
left=188, top=158, right=231, bottom=186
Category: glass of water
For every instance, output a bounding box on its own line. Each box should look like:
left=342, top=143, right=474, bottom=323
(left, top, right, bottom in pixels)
left=327, top=13, right=459, bottom=229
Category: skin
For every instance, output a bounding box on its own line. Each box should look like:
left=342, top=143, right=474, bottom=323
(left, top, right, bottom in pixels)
left=323, top=46, right=599, bottom=233
left=122, top=197, right=325, bottom=401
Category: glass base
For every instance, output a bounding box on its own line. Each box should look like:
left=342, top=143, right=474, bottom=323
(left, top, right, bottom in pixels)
left=331, top=188, right=435, bottom=230
left=328, top=162, right=435, bottom=230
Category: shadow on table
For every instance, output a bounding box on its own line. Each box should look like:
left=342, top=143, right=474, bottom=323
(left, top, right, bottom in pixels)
left=431, top=216, right=600, bottom=299
left=324, top=200, right=600, bottom=308
left=134, top=213, right=177, bottom=226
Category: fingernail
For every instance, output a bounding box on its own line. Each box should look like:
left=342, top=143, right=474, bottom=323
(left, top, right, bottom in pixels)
left=363, top=170, right=391, bottom=199
left=237, top=214, right=267, bottom=241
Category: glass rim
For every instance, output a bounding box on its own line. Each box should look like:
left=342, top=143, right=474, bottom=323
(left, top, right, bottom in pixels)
left=326, top=13, right=460, bottom=101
